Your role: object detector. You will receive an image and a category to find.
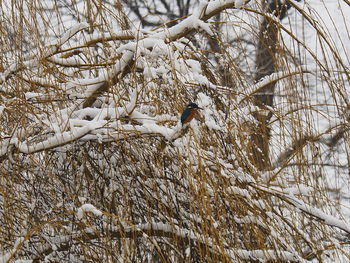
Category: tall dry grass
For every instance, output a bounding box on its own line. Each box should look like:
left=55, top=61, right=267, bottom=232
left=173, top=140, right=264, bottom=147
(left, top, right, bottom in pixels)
left=0, top=0, right=350, bottom=262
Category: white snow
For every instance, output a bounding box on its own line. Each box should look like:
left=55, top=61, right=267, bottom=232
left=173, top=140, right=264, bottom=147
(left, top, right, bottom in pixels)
left=77, top=203, right=103, bottom=219
left=0, top=105, right=4, bottom=116
left=235, top=0, right=245, bottom=9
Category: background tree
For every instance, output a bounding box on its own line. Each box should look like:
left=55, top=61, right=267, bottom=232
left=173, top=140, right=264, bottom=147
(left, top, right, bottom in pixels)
left=1, top=0, right=350, bottom=262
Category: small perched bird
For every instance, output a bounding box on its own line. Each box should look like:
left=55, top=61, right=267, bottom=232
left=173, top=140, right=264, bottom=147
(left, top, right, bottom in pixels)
left=181, top=103, right=203, bottom=125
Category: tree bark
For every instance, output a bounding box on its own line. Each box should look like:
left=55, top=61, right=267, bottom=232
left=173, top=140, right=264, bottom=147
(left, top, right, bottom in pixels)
left=249, top=1, right=292, bottom=170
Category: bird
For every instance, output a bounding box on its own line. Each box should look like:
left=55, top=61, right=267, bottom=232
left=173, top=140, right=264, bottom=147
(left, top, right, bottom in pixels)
left=180, top=103, right=203, bottom=125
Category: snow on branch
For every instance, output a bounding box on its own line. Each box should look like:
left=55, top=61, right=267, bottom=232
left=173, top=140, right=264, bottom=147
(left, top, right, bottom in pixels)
left=17, top=126, right=93, bottom=154
left=77, top=204, right=103, bottom=219
left=1, top=0, right=349, bottom=262
left=25, top=207, right=302, bottom=262
left=270, top=121, right=348, bottom=172
left=254, top=184, right=350, bottom=235
left=0, top=22, right=89, bottom=87
left=284, top=194, right=350, bottom=234
left=52, top=23, right=90, bottom=48
left=206, top=0, right=250, bottom=17
left=0, top=0, right=253, bottom=156
left=239, top=66, right=315, bottom=104
left=229, top=249, right=302, bottom=262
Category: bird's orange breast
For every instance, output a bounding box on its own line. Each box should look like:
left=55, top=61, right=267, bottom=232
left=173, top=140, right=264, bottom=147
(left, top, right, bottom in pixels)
left=184, top=109, right=198, bottom=124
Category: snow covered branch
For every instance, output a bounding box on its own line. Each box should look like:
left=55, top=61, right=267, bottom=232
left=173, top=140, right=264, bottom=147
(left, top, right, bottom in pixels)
left=0, top=0, right=254, bottom=157
left=1, top=0, right=350, bottom=262
left=254, top=184, right=350, bottom=235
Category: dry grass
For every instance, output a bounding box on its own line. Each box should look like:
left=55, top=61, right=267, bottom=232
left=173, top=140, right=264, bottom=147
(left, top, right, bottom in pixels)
left=0, top=0, right=350, bottom=262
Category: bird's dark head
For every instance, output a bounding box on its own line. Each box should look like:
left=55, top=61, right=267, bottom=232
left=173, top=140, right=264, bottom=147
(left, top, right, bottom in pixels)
left=187, top=103, right=203, bottom=110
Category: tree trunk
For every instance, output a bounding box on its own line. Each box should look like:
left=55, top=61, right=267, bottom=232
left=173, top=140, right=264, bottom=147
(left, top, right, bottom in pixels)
left=248, top=1, right=292, bottom=170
